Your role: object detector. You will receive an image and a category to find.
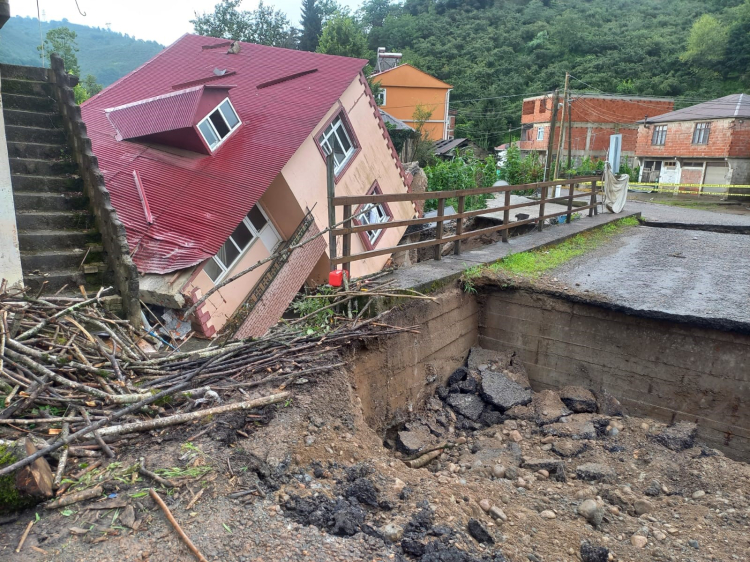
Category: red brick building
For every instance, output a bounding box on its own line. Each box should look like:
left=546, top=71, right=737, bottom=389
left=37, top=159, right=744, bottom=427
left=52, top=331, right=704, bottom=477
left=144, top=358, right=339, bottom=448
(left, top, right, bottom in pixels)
left=635, top=94, right=750, bottom=194
left=517, top=94, right=674, bottom=166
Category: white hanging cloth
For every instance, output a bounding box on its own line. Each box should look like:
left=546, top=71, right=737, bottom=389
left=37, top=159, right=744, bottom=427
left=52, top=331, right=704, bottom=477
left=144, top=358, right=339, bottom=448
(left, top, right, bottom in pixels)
left=601, top=161, right=629, bottom=213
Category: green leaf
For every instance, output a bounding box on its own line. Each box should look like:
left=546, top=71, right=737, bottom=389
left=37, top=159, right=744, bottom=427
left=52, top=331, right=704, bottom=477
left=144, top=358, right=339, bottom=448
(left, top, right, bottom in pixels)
left=60, top=509, right=76, bottom=517
left=223, top=523, right=232, bottom=533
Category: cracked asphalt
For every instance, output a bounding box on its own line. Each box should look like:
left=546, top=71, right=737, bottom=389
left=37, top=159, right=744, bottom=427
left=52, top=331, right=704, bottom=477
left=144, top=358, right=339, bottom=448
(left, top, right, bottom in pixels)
left=551, top=218, right=750, bottom=326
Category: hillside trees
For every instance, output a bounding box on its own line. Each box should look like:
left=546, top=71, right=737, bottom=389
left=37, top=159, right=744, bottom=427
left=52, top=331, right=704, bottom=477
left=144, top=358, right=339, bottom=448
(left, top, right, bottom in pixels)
left=192, top=0, right=296, bottom=47
left=299, top=0, right=322, bottom=51
left=39, top=26, right=80, bottom=75
left=316, top=14, right=369, bottom=59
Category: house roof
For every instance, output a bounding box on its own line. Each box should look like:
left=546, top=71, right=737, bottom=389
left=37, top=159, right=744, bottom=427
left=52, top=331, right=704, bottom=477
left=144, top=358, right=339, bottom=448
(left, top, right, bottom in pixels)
left=370, top=63, right=452, bottom=89
left=379, top=109, right=414, bottom=131
left=645, top=94, right=750, bottom=123
left=433, top=138, right=468, bottom=156
left=81, top=34, right=366, bottom=274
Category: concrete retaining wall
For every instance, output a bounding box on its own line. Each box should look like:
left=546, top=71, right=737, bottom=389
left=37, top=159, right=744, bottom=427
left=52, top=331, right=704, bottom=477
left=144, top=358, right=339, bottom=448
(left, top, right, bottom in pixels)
left=478, top=288, right=750, bottom=460
left=347, top=287, right=479, bottom=432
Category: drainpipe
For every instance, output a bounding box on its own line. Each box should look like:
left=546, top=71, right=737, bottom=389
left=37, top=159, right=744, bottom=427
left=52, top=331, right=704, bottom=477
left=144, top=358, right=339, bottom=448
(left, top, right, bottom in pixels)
left=444, top=89, right=452, bottom=141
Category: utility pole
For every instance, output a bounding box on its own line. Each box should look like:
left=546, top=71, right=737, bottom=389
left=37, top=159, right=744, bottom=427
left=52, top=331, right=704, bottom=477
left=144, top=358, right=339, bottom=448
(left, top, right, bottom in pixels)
left=543, top=89, right=560, bottom=182
left=553, top=72, right=570, bottom=181
left=567, top=95, right=573, bottom=173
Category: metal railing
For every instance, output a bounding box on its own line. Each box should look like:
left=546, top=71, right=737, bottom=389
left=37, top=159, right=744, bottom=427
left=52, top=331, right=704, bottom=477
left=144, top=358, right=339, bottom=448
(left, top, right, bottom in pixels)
left=330, top=176, right=600, bottom=270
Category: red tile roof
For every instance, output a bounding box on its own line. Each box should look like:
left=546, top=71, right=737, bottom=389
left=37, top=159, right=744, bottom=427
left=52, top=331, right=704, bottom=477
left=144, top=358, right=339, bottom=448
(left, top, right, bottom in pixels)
left=82, top=34, right=366, bottom=274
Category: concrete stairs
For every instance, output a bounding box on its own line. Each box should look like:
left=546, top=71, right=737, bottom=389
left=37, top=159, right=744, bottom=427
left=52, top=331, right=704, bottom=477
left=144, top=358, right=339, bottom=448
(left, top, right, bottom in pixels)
left=2, top=63, right=110, bottom=295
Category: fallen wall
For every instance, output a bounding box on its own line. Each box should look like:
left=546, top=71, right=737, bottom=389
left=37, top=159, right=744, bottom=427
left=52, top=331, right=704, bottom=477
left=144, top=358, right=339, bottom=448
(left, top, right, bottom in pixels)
left=478, top=288, right=750, bottom=460
left=347, top=286, right=479, bottom=432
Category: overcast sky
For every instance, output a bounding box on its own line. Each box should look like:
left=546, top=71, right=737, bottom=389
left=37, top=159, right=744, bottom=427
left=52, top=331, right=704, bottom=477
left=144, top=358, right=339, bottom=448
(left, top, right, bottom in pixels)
left=11, top=0, right=362, bottom=45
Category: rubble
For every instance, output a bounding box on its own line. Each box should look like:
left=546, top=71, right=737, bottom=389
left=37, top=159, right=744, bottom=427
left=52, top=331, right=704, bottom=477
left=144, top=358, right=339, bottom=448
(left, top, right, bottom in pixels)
left=559, top=386, right=598, bottom=413
left=650, top=421, right=698, bottom=451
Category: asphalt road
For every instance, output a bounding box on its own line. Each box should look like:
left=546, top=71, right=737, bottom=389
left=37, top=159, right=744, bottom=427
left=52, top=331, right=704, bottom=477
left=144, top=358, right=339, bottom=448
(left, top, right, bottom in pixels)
left=552, top=223, right=750, bottom=325
left=627, top=200, right=750, bottom=226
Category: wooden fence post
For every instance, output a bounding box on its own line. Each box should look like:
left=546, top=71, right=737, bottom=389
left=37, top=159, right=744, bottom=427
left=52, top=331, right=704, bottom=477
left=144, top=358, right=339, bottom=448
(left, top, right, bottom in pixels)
left=589, top=180, right=597, bottom=216
left=502, top=188, right=511, bottom=243
left=566, top=180, right=575, bottom=223
left=454, top=195, right=465, bottom=255
left=538, top=182, right=547, bottom=231
left=326, top=152, right=336, bottom=271
left=435, top=198, right=445, bottom=260
left=342, top=204, right=352, bottom=276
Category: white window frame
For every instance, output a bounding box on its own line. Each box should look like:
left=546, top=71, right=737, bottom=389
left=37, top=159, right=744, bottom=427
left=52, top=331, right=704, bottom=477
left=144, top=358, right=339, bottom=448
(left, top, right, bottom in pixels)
left=197, top=98, right=241, bottom=152
left=204, top=205, right=276, bottom=283
left=376, top=88, right=387, bottom=106
left=651, top=124, right=667, bottom=146
left=692, top=122, right=710, bottom=145
left=318, top=115, right=357, bottom=174
left=536, top=127, right=545, bottom=141
left=359, top=202, right=390, bottom=245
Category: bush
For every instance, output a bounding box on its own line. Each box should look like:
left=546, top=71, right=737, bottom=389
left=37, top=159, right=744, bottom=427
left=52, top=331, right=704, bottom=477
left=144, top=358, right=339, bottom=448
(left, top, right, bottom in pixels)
left=424, top=150, right=497, bottom=212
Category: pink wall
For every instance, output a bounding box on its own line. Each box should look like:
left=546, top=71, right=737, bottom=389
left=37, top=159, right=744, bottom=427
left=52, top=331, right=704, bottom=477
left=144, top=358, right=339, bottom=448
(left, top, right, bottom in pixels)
left=280, top=74, right=414, bottom=279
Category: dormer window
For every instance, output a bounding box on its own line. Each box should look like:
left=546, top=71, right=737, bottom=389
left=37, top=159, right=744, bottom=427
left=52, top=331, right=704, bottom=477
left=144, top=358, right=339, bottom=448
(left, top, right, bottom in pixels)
left=198, top=98, right=241, bottom=151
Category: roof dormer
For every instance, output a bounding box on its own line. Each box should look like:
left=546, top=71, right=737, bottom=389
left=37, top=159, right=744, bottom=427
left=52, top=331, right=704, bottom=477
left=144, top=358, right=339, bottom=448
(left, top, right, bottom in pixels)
left=105, top=84, right=240, bottom=154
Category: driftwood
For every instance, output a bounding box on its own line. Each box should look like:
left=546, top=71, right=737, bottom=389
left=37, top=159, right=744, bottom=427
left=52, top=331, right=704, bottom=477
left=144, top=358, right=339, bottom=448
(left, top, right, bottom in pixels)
left=15, top=438, right=54, bottom=499
left=139, top=458, right=176, bottom=488
left=150, top=488, right=208, bottom=562
left=45, top=485, right=103, bottom=509
left=15, top=520, right=33, bottom=553
left=96, top=393, right=290, bottom=437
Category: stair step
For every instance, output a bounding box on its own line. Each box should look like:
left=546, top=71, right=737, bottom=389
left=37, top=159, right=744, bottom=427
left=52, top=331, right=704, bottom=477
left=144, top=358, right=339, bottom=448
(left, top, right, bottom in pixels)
left=0, top=64, right=49, bottom=82
left=15, top=210, right=93, bottom=230
left=2, top=92, right=56, bottom=112
left=18, top=229, right=100, bottom=252
left=0, top=77, right=53, bottom=97
left=10, top=158, right=79, bottom=176
left=23, top=266, right=108, bottom=295
left=21, top=246, right=105, bottom=271
left=14, top=191, right=88, bottom=211
left=12, top=174, right=84, bottom=193
left=7, top=141, right=67, bottom=160
left=5, top=125, right=66, bottom=144
left=3, top=108, right=62, bottom=129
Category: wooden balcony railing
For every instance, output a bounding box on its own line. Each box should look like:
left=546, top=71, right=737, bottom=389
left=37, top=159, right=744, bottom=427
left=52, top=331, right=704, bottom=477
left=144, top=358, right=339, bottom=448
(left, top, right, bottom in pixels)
left=329, top=176, right=600, bottom=272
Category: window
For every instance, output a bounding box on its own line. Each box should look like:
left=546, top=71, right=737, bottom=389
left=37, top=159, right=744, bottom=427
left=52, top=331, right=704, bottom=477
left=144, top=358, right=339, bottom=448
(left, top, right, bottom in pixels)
left=360, top=203, right=390, bottom=245
left=692, top=122, right=710, bottom=145
left=522, top=100, right=535, bottom=115
left=375, top=88, right=386, bottom=106
left=353, top=183, right=393, bottom=248
left=539, top=99, right=547, bottom=114
left=651, top=124, right=667, bottom=146
left=537, top=127, right=545, bottom=141
left=197, top=98, right=241, bottom=151
left=318, top=115, right=356, bottom=174
left=203, top=205, right=272, bottom=283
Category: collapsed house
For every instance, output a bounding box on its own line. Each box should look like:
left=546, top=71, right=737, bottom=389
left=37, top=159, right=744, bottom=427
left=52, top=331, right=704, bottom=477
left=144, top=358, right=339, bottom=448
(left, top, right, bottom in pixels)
left=80, top=34, right=415, bottom=338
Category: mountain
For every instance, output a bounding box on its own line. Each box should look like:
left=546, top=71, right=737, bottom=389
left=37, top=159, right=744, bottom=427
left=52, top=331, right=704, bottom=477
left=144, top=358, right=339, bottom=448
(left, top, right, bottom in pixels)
left=365, top=0, right=750, bottom=149
left=0, top=16, right=164, bottom=86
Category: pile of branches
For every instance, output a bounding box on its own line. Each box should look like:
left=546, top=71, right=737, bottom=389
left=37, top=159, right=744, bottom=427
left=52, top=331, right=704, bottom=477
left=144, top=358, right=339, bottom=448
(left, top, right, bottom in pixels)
left=0, top=281, right=419, bottom=494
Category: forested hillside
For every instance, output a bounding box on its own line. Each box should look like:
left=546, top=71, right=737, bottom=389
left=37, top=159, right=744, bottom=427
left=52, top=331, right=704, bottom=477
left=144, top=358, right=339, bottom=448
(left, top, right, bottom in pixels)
left=0, top=16, right=163, bottom=86
left=362, top=0, right=750, bottom=148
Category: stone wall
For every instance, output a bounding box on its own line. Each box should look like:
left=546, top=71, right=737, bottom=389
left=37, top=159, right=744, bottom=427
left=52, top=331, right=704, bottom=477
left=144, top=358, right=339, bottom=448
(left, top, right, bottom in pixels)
left=48, top=55, right=140, bottom=326
left=478, top=288, right=750, bottom=460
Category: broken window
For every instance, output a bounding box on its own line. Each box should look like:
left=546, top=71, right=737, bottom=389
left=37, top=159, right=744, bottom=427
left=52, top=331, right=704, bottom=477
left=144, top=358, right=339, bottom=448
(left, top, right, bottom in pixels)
left=318, top=114, right=357, bottom=174
left=539, top=99, right=547, bottom=114
left=354, top=183, right=392, bottom=247
left=651, top=125, right=667, bottom=146
left=197, top=98, right=241, bottom=151
left=537, top=127, right=545, bottom=141
left=522, top=100, right=535, bottom=115
left=692, top=122, right=710, bottom=145
left=204, top=205, right=276, bottom=283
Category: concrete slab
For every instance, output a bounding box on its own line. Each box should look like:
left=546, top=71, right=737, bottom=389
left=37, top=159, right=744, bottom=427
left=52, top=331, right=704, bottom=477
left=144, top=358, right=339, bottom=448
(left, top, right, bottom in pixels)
left=628, top=200, right=750, bottom=227
left=551, top=225, right=750, bottom=326
left=385, top=209, right=639, bottom=291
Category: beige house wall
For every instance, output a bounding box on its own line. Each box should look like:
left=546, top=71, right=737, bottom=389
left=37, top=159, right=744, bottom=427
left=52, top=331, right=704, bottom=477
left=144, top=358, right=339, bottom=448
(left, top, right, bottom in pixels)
left=280, top=74, right=413, bottom=280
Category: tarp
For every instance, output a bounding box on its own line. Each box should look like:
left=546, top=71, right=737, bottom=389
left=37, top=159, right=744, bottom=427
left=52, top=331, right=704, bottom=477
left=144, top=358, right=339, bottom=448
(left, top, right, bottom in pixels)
left=602, top=161, right=629, bottom=213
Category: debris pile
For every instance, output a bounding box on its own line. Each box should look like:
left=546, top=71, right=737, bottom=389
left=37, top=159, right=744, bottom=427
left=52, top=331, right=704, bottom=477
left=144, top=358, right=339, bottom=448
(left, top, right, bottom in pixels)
left=0, top=283, right=416, bottom=515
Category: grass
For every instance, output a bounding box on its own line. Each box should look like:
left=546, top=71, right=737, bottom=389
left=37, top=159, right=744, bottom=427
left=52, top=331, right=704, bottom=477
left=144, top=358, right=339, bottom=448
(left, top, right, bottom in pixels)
left=461, top=216, right=639, bottom=285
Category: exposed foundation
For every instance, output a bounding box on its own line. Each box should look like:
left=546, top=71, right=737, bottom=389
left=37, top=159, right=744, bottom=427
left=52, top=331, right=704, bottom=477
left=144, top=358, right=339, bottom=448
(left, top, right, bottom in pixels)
left=349, top=283, right=750, bottom=461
